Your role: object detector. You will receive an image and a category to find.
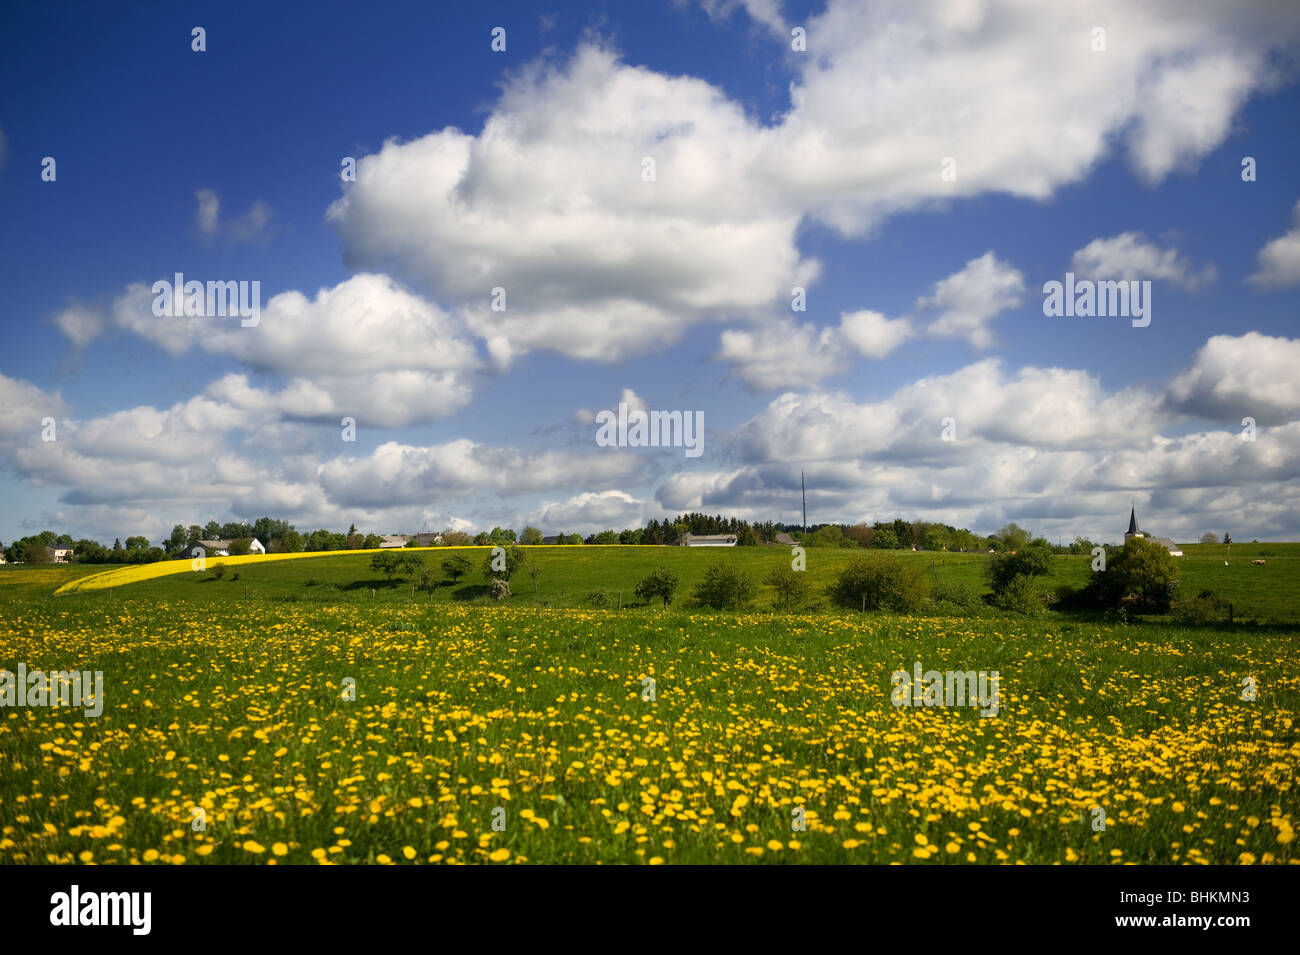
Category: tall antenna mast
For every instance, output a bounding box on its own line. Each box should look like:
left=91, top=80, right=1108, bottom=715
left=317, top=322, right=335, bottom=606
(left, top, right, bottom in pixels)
left=801, top=470, right=807, bottom=535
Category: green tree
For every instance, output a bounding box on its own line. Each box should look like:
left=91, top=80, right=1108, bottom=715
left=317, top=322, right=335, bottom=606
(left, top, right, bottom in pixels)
left=594, top=530, right=619, bottom=544
left=441, top=554, right=472, bottom=584
left=1199, top=532, right=1219, bottom=545
left=987, top=540, right=1053, bottom=599
left=808, top=525, right=845, bottom=548
left=370, top=551, right=399, bottom=581
left=520, top=526, right=543, bottom=545
left=994, top=523, right=1031, bottom=551
left=1091, top=537, right=1179, bottom=613
left=166, top=524, right=188, bottom=554
left=363, top=534, right=382, bottom=549
left=279, top=530, right=303, bottom=552
left=872, top=526, right=900, bottom=549
left=22, top=540, right=52, bottom=564
left=692, top=561, right=756, bottom=609
left=1223, top=532, right=1232, bottom=546
left=635, top=566, right=680, bottom=608
left=394, top=553, right=425, bottom=594
left=203, top=520, right=222, bottom=539
left=227, top=539, right=252, bottom=556
left=827, top=554, right=928, bottom=612
left=766, top=565, right=808, bottom=611
left=483, top=544, right=528, bottom=582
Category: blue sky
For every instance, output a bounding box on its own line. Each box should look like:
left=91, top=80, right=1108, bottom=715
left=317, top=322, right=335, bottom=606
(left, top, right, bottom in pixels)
left=2, top=0, right=1299, bottom=546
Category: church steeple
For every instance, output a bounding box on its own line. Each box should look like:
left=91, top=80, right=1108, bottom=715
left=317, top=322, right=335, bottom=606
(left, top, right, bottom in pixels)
left=1127, top=506, right=1139, bottom=536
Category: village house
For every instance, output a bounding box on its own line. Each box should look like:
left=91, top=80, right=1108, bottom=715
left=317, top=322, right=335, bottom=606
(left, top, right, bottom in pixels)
left=45, top=545, right=75, bottom=563
left=378, top=535, right=410, bottom=548
left=196, top=538, right=265, bottom=557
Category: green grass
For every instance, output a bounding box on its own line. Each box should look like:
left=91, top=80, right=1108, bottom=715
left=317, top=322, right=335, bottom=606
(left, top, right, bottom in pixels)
left=29, top=541, right=1299, bottom=622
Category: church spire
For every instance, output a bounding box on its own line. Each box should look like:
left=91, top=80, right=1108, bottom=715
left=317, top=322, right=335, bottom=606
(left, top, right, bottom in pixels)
left=1127, top=506, right=1139, bottom=536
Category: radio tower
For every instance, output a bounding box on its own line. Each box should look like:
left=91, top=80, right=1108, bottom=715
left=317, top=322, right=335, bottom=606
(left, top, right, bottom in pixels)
left=801, top=470, right=807, bottom=535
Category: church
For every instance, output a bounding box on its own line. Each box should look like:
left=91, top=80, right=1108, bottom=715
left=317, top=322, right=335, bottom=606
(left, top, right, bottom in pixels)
left=1123, top=507, right=1183, bottom=557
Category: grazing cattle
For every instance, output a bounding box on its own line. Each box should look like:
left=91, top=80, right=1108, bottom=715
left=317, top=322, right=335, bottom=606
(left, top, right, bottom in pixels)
left=1252, top=559, right=1266, bottom=565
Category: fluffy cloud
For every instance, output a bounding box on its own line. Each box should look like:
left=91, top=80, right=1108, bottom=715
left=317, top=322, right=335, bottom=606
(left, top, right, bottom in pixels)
left=1247, top=199, right=1300, bottom=289
left=108, top=273, right=480, bottom=426
left=0, top=374, right=66, bottom=442
left=1164, top=332, right=1300, bottom=421
left=917, top=253, right=1025, bottom=349
left=1070, top=232, right=1216, bottom=288
left=660, top=355, right=1300, bottom=541
left=528, top=489, right=652, bottom=531
left=773, top=0, right=1300, bottom=233
left=325, top=3, right=1300, bottom=368
left=317, top=438, right=640, bottom=508
left=736, top=358, right=1158, bottom=465
left=717, top=309, right=913, bottom=390
left=328, top=45, right=816, bottom=365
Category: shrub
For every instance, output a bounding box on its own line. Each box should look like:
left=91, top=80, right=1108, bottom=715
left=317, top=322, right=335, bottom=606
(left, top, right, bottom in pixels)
left=827, top=554, right=928, bottom=612
left=692, top=562, right=756, bottom=610
left=993, top=573, right=1041, bottom=615
left=209, top=562, right=226, bottom=580
left=488, top=578, right=512, bottom=600
left=766, top=565, right=809, bottom=611
left=587, top=589, right=610, bottom=607
left=987, top=541, right=1053, bottom=600
left=930, top=581, right=979, bottom=609
left=635, top=566, right=680, bottom=609
left=1173, top=590, right=1231, bottom=624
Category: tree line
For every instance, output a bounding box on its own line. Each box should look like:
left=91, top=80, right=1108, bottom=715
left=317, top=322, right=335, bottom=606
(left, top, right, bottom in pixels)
left=3, top=513, right=1211, bottom=565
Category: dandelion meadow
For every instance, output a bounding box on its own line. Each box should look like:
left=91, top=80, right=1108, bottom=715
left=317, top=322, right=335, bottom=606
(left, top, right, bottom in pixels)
left=3, top=563, right=1296, bottom=865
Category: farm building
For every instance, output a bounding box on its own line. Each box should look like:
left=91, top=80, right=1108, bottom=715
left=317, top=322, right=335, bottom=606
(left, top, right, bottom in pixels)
left=378, top=535, right=410, bottom=548
left=196, top=538, right=265, bottom=557
left=680, top=533, right=737, bottom=547
left=44, top=546, right=74, bottom=563
left=1123, top=508, right=1183, bottom=556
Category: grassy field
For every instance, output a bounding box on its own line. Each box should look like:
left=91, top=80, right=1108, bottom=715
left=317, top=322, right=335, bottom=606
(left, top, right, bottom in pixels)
left=37, top=541, right=1300, bottom=622
left=1, top=549, right=1297, bottom=865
